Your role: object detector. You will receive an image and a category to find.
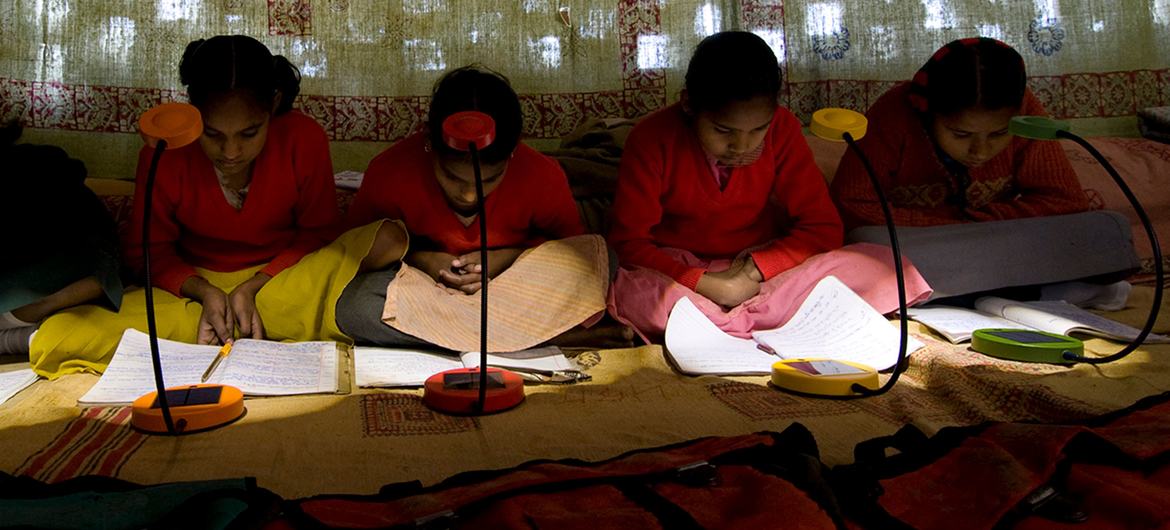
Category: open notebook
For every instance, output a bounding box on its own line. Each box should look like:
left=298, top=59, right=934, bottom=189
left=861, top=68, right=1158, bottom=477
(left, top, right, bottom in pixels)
left=664, top=275, right=924, bottom=375
left=908, top=297, right=1170, bottom=344
left=354, top=346, right=578, bottom=387
left=79, top=329, right=349, bottom=405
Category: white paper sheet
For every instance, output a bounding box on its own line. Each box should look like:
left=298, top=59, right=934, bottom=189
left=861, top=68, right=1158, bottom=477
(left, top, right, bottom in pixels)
left=972, top=297, right=1170, bottom=344
left=664, top=276, right=923, bottom=375
left=0, top=368, right=38, bottom=405
left=461, top=347, right=575, bottom=373
left=664, top=297, right=781, bottom=375
left=751, top=276, right=924, bottom=371
left=354, top=347, right=462, bottom=387
left=907, top=306, right=1025, bottom=343
left=354, top=346, right=577, bottom=388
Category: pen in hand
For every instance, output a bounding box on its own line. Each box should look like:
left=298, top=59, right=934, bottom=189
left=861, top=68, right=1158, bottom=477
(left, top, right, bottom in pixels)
left=201, top=340, right=234, bottom=383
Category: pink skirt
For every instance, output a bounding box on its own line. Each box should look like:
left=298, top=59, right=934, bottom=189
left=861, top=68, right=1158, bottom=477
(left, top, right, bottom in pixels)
left=607, top=242, right=933, bottom=343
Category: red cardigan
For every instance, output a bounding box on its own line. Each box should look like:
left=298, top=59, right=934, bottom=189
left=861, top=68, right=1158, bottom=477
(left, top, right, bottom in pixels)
left=345, top=132, right=584, bottom=255
left=830, top=82, right=1089, bottom=231
left=125, top=110, right=338, bottom=296
left=608, top=103, right=844, bottom=290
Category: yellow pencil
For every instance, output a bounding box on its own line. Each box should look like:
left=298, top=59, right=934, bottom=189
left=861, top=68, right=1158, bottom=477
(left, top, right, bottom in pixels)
left=201, top=340, right=234, bottom=382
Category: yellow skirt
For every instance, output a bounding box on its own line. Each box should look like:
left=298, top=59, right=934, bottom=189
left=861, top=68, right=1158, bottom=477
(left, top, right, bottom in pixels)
left=29, top=221, right=388, bottom=379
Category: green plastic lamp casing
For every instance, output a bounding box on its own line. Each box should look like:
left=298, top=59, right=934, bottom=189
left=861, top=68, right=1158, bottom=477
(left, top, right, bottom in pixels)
left=1008, top=116, right=1071, bottom=140
left=971, top=328, right=1083, bottom=364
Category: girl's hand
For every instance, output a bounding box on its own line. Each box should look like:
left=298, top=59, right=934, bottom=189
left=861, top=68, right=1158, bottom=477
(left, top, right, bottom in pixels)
left=453, top=248, right=523, bottom=278
left=228, top=273, right=270, bottom=340
left=406, top=251, right=465, bottom=294
left=695, top=257, right=763, bottom=309
left=444, top=248, right=525, bottom=295
left=196, top=286, right=235, bottom=345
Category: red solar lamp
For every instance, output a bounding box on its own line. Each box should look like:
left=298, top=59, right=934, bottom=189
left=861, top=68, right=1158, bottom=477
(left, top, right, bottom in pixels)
left=422, top=111, right=525, bottom=414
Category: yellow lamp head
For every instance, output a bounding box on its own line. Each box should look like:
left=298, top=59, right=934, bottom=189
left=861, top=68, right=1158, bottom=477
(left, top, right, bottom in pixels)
left=810, top=108, right=867, bottom=142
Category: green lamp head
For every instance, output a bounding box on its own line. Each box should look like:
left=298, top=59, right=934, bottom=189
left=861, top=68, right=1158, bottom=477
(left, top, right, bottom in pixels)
left=810, top=108, right=867, bottom=142
left=1009, top=116, right=1071, bottom=140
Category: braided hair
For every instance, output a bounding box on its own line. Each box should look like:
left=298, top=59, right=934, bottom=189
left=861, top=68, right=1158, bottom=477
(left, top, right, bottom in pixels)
left=907, top=37, right=1026, bottom=116
left=179, top=35, right=301, bottom=115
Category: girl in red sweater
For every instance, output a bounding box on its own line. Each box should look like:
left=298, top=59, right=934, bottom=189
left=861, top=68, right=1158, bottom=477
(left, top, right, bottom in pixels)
left=337, top=66, right=614, bottom=352
left=831, top=38, right=1089, bottom=231
left=608, top=31, right=930, bottom=343
left=30, top=35, right=405, bottom=377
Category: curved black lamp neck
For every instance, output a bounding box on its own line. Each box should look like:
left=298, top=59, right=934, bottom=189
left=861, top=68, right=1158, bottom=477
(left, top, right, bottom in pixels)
left=843, top=132, right=909, bottom=398
left=144, top=140, right=176, bottom=433
left=1056, top=130, right=1164, bottom=364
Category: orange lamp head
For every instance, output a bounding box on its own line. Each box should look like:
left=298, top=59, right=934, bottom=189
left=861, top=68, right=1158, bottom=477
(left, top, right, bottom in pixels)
left=139, top=102, right=202, bottom=150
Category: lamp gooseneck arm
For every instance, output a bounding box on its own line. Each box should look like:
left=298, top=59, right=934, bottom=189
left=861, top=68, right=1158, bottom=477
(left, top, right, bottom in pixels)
left=1056, top=131, right=1164, bottom=364
left=844, top=132, right=909, bottom=397
left=471, top=144, right=489, bottom=413
left=143, top=140, right=176, bottom=434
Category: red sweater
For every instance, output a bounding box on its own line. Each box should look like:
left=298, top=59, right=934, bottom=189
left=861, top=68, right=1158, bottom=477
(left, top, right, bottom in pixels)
left=125, top=111, right=338, bottom=296
left=830, top=83, right=1089, bottom=231
left=608, top=103, right=844, bottom=290
left=346, top=132, right=584, bottom=255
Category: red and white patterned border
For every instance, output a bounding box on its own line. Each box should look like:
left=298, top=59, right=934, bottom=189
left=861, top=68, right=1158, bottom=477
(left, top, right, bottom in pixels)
left=4, top=70, right=1167, bottom=141
left=268, top=0, right=312, bottom=37
left=781, top=70, right=1170, bottom=124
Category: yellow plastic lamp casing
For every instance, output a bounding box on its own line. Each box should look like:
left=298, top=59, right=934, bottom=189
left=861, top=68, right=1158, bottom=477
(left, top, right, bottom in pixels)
left=139, top=102, right=203, bottom=150
left=131, top=384, right=245, bottom=434
left=770, top=359, right=879, bottom=397
left=810, top=108, right=868, bottom=142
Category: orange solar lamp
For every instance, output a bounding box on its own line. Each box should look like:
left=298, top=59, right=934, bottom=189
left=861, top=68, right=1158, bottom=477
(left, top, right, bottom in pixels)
left=132, top=102, right=246, bottom=434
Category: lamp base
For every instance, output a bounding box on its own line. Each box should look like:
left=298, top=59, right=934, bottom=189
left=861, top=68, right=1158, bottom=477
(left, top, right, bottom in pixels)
left=423, top=367, right=525, bottom=415
left=770, top=359, right=879, bottom=397
left=130, top=384, right=246, bottom=435
left=970, top=328, right=1082, bottom=365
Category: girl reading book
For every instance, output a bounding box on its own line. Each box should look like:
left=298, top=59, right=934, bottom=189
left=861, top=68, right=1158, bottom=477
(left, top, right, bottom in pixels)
left=607, top=31, right=931, bottom=343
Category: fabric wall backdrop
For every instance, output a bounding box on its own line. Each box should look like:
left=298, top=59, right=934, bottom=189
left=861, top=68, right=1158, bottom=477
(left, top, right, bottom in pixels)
left=1, top=0, right=1168, bottom=179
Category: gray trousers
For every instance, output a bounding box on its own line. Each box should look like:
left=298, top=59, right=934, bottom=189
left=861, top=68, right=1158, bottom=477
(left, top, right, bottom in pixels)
left=848, top=210, right=1141, bottom=300
left=335, top=263, right=437, bottom=348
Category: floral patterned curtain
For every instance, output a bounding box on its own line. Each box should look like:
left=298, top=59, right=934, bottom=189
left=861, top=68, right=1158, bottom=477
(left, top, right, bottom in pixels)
left=1, top=0, right=1166, bottom=178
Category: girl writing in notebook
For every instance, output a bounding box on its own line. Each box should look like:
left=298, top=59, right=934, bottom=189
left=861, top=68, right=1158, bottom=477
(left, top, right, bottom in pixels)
left=338, top=65, right=622, bottom=351
left=607, top=31, right=930, bottom=343
left=29, top=35, right=406, bottom=377
left=830, top=37, right=1089, bottom=231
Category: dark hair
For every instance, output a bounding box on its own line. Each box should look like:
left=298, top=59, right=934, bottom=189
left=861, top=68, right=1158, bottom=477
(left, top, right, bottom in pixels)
left=911, top=38, right=1026, bottom=115
left=179, top=35, right=301, bottom=115
left=684, top=31, right=781, bottom=113
left=427, top=65, right=522, bottom=165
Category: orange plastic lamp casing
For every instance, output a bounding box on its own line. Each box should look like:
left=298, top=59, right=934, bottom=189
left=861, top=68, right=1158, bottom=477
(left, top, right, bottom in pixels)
left=130, top=384, right=245, bottom=434
left=139, top=102, right=203, bottom=150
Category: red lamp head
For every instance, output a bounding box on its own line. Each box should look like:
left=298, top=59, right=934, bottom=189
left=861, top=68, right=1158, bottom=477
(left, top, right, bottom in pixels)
left=442, top=111, right=496, bottom=151
left=139, top=102, right=202, bottom=150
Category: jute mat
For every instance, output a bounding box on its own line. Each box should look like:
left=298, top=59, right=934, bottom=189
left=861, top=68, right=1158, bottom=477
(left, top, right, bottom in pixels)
left=1, top=287, right=1168, bottom=499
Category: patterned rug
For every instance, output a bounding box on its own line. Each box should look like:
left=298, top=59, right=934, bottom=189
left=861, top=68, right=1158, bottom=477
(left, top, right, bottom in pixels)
left=1, top=286, right=1168, bottom=498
